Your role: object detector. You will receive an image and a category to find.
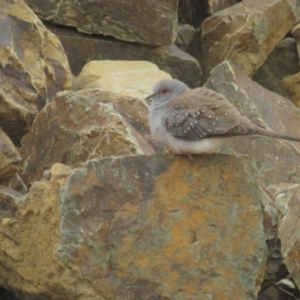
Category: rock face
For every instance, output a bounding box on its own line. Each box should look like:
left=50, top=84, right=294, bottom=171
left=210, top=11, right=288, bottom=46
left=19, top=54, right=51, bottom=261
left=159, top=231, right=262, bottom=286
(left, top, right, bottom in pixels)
left=2, top=0, right=300, bottom=299
left=188, top=0, right=296, bottom=82
left=20, top=90, right=154, bottom=185
left=1, top=0, right=72, bottom=145
left=205, top=61, right=300, bottom=300
left=0, top=156, right=267, bottom=300
left=24, top=0, right=179, bottom=46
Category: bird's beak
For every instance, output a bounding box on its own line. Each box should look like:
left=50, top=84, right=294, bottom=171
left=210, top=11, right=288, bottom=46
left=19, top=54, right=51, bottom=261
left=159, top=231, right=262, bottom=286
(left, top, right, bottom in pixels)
left=145, top=93, right=155, bottom=100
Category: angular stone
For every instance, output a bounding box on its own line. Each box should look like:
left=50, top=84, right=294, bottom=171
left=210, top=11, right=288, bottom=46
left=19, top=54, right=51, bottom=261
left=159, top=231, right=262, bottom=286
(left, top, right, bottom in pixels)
left=175, top=24, right=196, bottom=51
left=0, top=128, right=21, bottom=182
left=24, top=0, right=178, bottom=46
left=205, top=61, right=300, bottom=293
left=45, top=23, right=202, bottom=88
left=74, top=61, right=172, bottom=99
left=205, top=61, right=300, bottom=141
left=208, top=0, right=240, bottom=14
left=188, top=0, right=296, bottom=82
left=1, top=173, right=28, bottom=195
left=265, top=183, right=300, bottom=289
left=278, top=23, right=300, bottom=108
left=281, top=73, right=300, bottom=107
left=253, top=38, right=299, bottom=101
left=0, top=155, right=267, bottom=299
left=288, top=0, right=300, bottom=22
left=1, top=0, right=72, bottom=145
left=20, top=90, right=154, bottom=185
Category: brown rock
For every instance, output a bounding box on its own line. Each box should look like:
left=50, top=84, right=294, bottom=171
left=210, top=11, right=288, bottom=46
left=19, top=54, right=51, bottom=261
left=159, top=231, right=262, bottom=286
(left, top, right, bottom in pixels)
left=0, top=155, right=267, bottom=299
left=279, top=24, right=300, bottom=108
left=45, top=23, right=202, bottom=88
left=253, top=38, right=299, bottom=99
left=208, top=0, right=240, bottom=14
left=175, top=24, right=196, bottom=51
left=0, top=185, right=23, bottom=218
left=1, top=173, right=28, bottom=195
left=205, top=61, right=300, bottom=294
left=288, top=0, right=300, bottom=22
left=1, top=0, right=72, bottom=145
left=0, top=128, right=21, bottom=182
left=265, top=183, right=300, bottom=292
left=24, top=0, right=178, bottom=46
left=205, top=61, right=300, bottom=140
left=20, top=89, right=154, bottom=185
left=188, top=0, right=296, bottom=82
left=281, top=73, right=300, bottom=107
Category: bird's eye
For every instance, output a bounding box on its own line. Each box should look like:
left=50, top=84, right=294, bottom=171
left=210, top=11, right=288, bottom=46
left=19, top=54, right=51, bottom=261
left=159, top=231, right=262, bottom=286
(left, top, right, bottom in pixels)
left=159, top=89, right=169, bottom=94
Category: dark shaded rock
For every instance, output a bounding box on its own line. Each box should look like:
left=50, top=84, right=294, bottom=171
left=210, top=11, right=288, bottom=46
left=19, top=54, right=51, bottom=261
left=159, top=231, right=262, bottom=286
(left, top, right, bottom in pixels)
left=253, top=38, right=299, bottom=99
left=46, top=23, right=202, bottom=88
left=24, top=0, right=179, bottom=46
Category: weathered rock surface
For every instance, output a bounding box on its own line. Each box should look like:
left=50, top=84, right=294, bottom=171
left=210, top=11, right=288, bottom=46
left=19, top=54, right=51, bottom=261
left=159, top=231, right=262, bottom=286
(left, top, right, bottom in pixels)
left=267, top=183, right=300, bottom=289
left=1, top=0, right=72, bottom=145
left=205, top=61, right=300, bottom=297
left=188, top=0, right=296, bottom=82
left=253, top=38, right=299, bottom=101
left=45, top=23, right=202, bottom=88
left=20, top=89, right=154, bottom=185
left=208, top=0, right=240, bottom=14
left=175, top=24, right=195, bottom=51
left=74, top=61, right=171, bottom=99
left=0, top=155, right=267, bottom=300
left=24, top=0, right=178, bottom=46
left=2, top=0, right=300, bottom=298
left=205, top=61, right=300, bottom=142
left=0, top=128, right=21, bottom=182
left=277, top=23, right=300, bottom=108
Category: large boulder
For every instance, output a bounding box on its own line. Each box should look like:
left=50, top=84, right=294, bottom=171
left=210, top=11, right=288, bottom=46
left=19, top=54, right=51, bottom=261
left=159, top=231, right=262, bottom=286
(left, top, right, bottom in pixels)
left=0, top=0, right=72, bottom=145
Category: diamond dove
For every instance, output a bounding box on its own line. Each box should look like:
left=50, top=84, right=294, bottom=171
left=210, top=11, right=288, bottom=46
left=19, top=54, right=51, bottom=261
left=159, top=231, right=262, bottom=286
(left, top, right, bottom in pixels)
left=147, top=79, right=300, bottom=157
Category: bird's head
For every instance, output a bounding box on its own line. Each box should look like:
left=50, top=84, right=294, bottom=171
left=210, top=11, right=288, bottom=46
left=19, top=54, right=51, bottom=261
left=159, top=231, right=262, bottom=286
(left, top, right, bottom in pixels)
left=146, top=79, right=189, bottom=103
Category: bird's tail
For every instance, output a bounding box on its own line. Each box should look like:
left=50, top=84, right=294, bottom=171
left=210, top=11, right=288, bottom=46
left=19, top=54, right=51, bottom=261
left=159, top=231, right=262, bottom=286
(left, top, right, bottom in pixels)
left=254, top=126, right=300, bottom=143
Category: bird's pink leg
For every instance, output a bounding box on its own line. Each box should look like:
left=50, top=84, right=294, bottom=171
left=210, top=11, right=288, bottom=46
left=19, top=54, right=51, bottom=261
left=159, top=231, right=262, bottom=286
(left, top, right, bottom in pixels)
left=169, top=150, right=194, bottom=161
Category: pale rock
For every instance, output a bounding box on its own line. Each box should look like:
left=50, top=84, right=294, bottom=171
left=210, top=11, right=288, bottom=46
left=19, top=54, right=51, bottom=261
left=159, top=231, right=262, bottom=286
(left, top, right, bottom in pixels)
left=74, top=60, right=172, bottom=99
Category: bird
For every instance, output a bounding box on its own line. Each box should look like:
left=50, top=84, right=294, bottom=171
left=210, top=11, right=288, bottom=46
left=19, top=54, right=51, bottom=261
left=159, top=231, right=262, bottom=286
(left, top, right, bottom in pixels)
left=146, top=79, right=300, bottom=159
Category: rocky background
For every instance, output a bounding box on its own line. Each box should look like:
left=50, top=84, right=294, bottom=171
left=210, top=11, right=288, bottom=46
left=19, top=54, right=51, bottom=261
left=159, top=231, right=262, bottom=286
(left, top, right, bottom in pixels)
left=1, top=0, right=300, bottom=299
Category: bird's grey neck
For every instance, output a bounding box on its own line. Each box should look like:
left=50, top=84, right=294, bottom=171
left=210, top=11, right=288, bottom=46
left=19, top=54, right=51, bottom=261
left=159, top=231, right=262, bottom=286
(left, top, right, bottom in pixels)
left=152, top=86, right=189, bottom=111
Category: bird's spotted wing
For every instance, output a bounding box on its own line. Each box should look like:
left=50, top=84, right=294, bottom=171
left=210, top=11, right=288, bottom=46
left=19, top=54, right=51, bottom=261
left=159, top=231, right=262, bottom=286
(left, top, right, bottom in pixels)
left=164, top=88, right=259, bottom=141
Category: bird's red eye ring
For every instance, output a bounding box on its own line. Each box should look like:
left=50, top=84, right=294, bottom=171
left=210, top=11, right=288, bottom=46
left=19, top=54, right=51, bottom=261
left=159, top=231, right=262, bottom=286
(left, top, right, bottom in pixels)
left=159, top=89, right=169, bottom=94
